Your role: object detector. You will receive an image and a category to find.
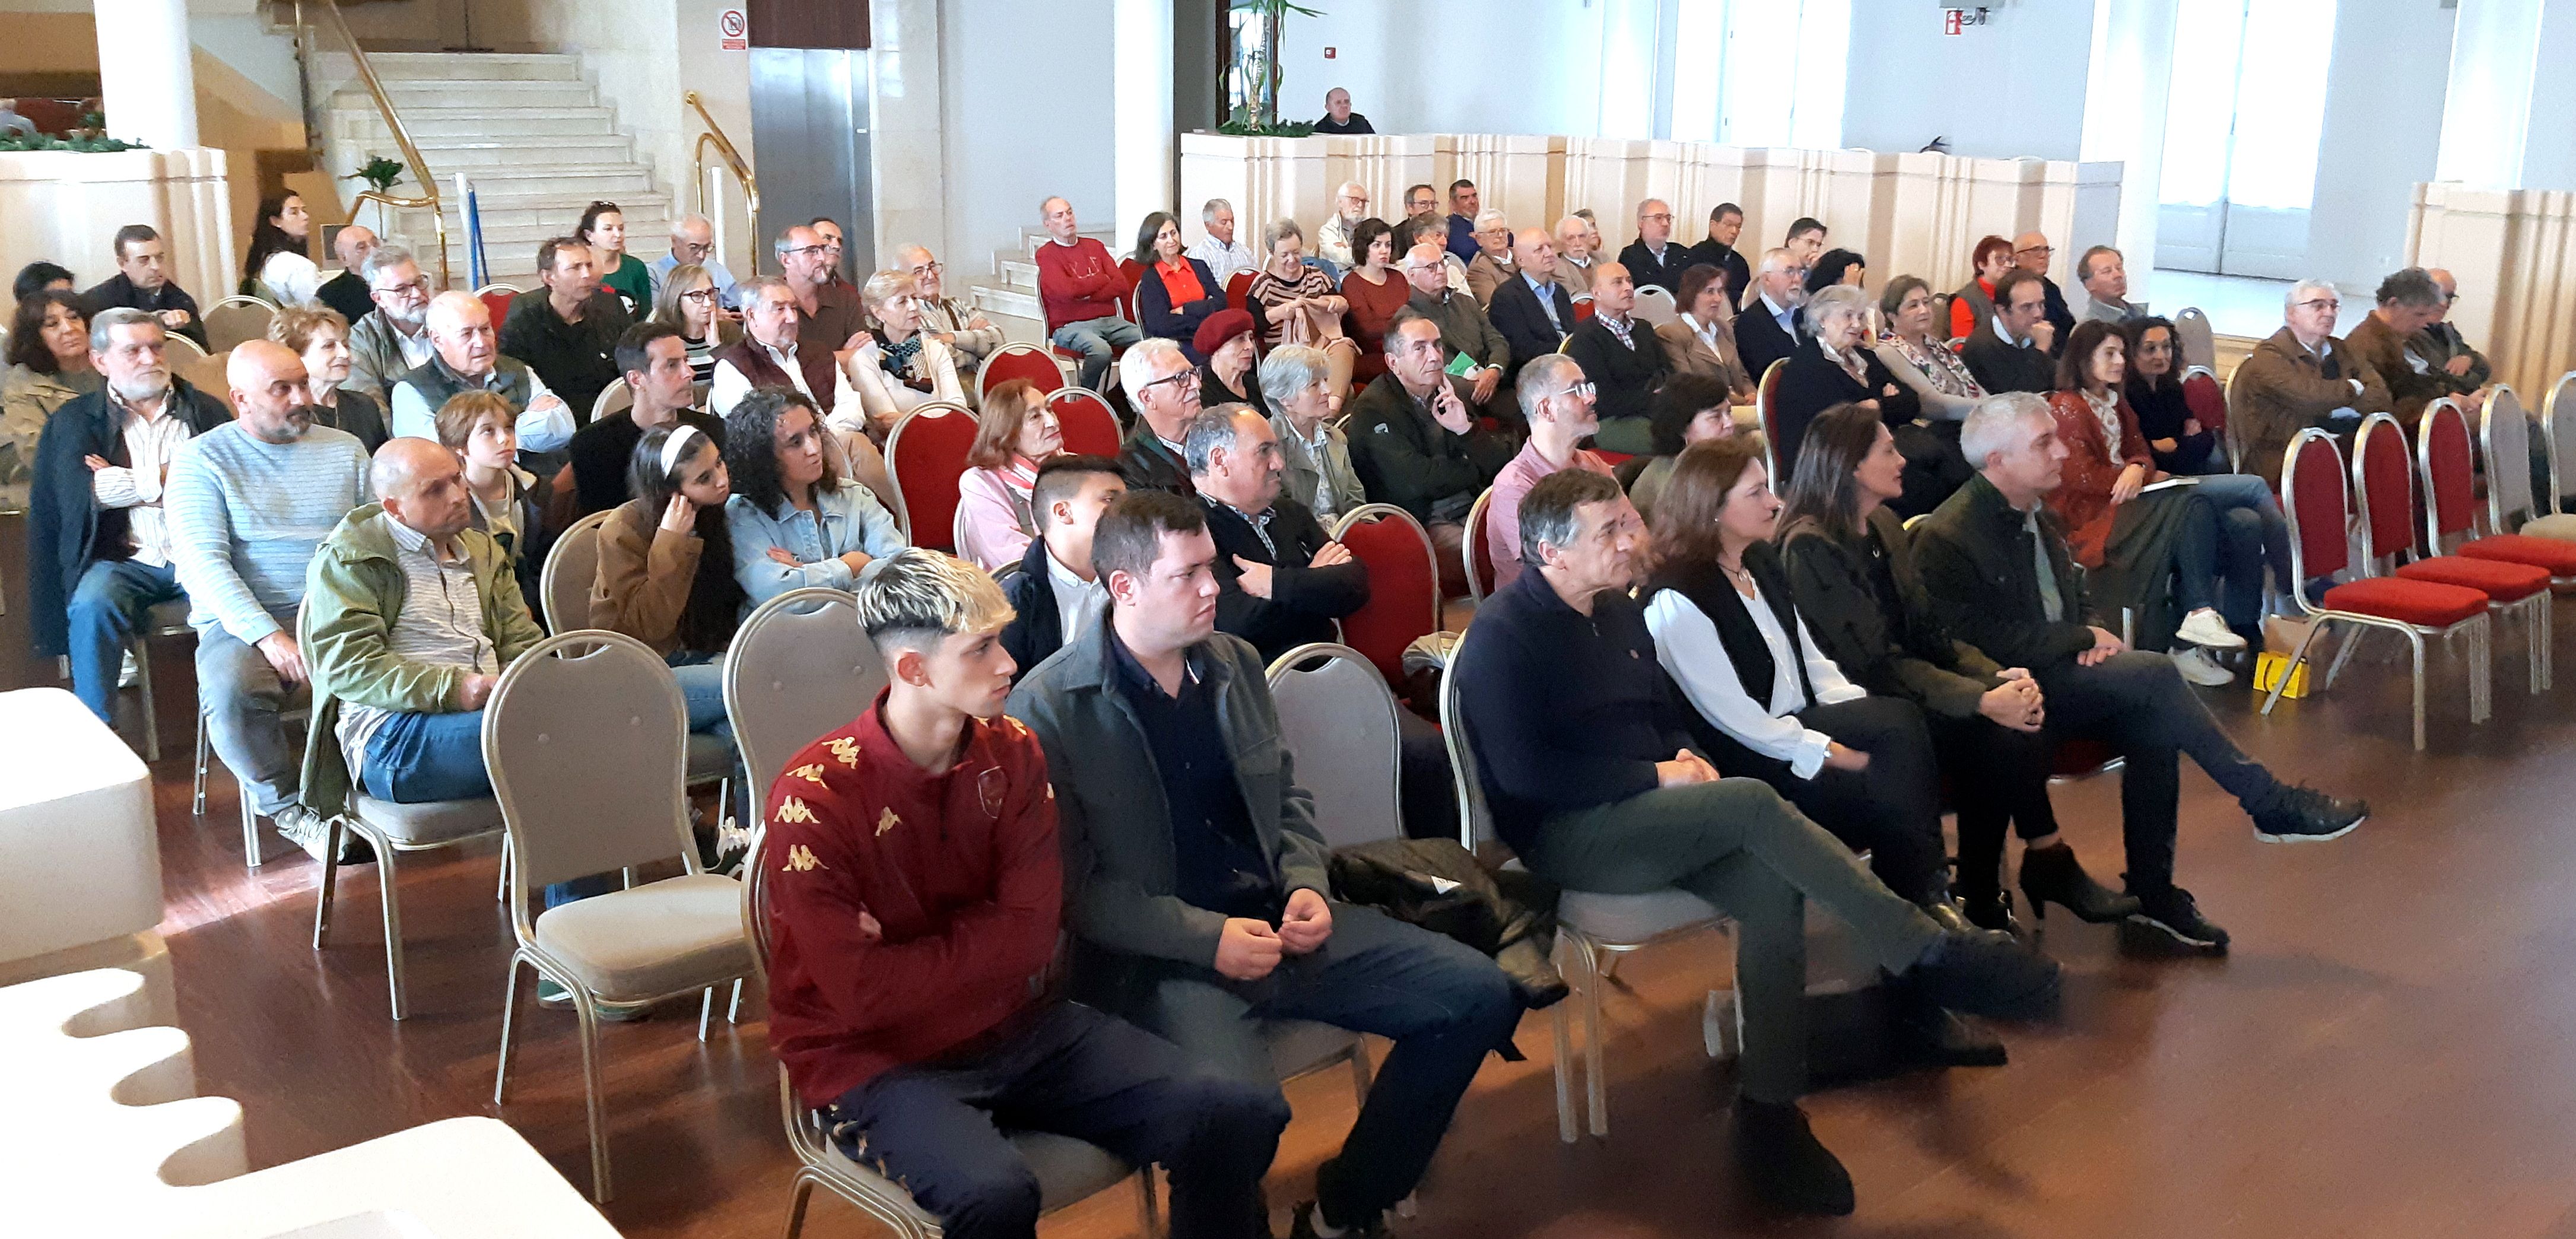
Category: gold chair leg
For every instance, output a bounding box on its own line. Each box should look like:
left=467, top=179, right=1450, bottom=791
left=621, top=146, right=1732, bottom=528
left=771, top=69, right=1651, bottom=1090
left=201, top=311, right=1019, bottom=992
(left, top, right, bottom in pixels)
left=377, top=841, right=409, bottom=1021
left=311, top=817, right=344, bottom=949
left=782, top=1171, right=819, bottom=1239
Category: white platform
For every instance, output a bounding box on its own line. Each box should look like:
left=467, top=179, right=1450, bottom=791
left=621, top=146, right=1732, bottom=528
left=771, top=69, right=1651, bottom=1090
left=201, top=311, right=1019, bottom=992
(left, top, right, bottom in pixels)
left=0, top=688, right=161, bottom=965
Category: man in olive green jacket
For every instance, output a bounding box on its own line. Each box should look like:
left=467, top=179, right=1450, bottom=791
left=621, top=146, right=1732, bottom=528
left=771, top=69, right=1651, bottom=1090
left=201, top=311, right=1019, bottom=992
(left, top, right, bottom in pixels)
left=299, top=438, right=545, bottom=820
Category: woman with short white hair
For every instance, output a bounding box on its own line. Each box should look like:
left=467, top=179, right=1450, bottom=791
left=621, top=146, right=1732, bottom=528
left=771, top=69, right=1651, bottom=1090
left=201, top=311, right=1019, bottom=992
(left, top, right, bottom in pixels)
left=1259, top=344, right=1365, bottom=523
left=1769, top=284, right=1918, bottom=485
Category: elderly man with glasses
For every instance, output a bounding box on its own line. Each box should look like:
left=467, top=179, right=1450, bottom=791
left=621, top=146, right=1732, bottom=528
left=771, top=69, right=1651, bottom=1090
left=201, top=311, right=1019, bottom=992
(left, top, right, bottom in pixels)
left=648, top=214, right=740, bottom=308
left=1483, top=354, right=1614, bottom=590
left=777, top=224, right=868, bottom=365
left=1618, top=198, right=1687, bottom=298
left=344, top=246, right=437, bottom=399
left=897, top=244, right=1003, bottom=387
left=1315, top=182, right=1371, bottom=269
left=1116, top=338, right=1205, bottom=496
left=2009, top=231, right=2076, bottom=352
left=2232, top=279, right=2390, bottom=488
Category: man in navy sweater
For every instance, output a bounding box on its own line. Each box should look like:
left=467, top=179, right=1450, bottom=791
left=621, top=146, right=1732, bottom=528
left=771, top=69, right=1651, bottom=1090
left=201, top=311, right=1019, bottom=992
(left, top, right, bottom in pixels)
left=1452, top=469, right=2062, bottom=1219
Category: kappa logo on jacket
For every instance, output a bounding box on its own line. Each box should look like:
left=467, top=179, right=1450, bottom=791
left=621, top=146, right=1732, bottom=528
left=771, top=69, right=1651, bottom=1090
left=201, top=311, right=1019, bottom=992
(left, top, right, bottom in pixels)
left=780, top=844, right=827, bottom=872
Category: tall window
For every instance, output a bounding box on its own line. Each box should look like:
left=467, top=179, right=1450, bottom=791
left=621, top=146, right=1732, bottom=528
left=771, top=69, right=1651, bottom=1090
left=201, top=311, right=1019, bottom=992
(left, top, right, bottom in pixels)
left=2155, top=0, right=2340, bottom=277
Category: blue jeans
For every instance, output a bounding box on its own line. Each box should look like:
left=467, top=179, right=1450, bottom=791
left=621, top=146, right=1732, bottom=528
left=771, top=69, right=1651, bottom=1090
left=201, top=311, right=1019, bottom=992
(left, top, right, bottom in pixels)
left=669, top=655, right=730, bottom=735
left=1049, top=315, right=1142, bottom=390
left=357, top=709, right=492, bottom=802
left=65, top=558, right=184, bottom=723
left=2184, top=474, right=2292, bottom=628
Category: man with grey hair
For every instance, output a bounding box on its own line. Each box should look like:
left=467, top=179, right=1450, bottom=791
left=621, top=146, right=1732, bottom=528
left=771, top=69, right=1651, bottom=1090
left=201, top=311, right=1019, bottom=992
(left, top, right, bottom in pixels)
left=1345, top=309, right=1514, bottom=595
left=27, top=307, right=232, bottom=727
left=2076, top=245, right=2142, bottom=323
left=167, top=339, right=373, bottom=860
left=648, top=213, right=739, bottom=307
left=1484, top=226, right=1576, bottom=386
left=1913, top=392, right=2368, bottom=953
left=1618, top=197, right=1685, bottom=297
left=1185, top=404, right=1364, bottom=662
left=1484, top=354, right=1612, bottom=589
left=2230, top=278, right=2389, bottom=487
left=899, top=243, right=1003, bottom=382
left=387, top=291, right=576, bottom=454
left=1314, top=181, right=1371, bottom=268
left=1463, top=209, right=1518, bottom=306
left=1400, top=242, right=1508, bottom=409
left=1259, top=344, right=1366, bottom=522
left=344, top=244, right=436, bottom=399
left=710, top=276, right=859, bottom=420
left=779, top=223, right=868, bottom=363
left=1187, top=197, right=1260, bottom=287
left=1551, top=214, right=1597, bottom=296
left=2414, top=267, right=2491, bottom=396
left=1116, top=337, right=1203, bottom=495
left=1036, top=198, right=1139, bottom=391
left=1734, top=247, right=1806, bottom=379
left=2345, top=266, right=2449, bottom=429
left=316, top=224, right=380, bottom=325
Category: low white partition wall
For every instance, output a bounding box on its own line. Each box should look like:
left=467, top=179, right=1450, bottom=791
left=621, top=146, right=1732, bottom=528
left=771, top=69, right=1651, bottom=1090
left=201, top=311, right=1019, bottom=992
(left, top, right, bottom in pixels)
left=0, top=149, right=234, bottom=304
left=2409, top=182, right=2576, bottom=402
left=1180, top=132, right=2120, bottom=297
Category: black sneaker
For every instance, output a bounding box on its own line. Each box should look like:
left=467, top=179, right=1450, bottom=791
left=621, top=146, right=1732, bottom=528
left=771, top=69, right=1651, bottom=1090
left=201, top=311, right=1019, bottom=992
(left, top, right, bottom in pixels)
left=1899, top=930, right=2063, bottom=1022
left=2251, top=784, right=2367, bottom=843
left=1733, top=1098, right=1855, bottom=1216
left=2121, top=885, right=2229, bottom=955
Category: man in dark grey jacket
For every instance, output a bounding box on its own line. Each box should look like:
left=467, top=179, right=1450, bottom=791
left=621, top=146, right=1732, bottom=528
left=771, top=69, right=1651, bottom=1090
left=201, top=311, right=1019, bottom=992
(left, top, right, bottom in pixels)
left=1007, top=490, right=1518, bottom=1239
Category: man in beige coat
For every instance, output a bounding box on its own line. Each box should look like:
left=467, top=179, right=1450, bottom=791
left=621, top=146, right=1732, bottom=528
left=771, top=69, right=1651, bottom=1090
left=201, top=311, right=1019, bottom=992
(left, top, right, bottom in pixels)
left=2231, top=279, right=2391, bottom=488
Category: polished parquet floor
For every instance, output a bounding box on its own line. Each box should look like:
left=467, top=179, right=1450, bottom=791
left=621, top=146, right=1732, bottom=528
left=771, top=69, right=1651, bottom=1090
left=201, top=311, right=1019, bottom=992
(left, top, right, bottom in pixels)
left=18, top=518, right=2576, bottom=1237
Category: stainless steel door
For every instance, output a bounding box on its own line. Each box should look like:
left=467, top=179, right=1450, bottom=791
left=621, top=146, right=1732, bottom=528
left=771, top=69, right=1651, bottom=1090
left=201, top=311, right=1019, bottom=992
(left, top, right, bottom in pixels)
left=749, top=47, right=874, bottom=278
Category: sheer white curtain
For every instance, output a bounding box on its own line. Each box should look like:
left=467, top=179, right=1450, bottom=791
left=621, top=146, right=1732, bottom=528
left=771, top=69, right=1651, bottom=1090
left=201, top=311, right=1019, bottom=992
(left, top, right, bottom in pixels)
left=2154, top=0, right=2339, bottom=275
left=1703, top=0, right=1850, bottom=149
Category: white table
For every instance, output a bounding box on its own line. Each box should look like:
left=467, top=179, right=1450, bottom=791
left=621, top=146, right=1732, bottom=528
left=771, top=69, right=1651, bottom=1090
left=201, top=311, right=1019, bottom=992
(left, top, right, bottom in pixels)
left=0, top=687, right=166, bottom=1016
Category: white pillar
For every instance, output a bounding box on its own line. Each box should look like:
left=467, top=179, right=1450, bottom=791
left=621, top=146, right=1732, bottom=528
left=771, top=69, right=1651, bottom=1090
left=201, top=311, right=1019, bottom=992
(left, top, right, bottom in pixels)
left=1112, top=0, right=1173, bottom=237
left=2079, top=0, right=2175, bottom=304
left=93, top=0, right=198, bottom=151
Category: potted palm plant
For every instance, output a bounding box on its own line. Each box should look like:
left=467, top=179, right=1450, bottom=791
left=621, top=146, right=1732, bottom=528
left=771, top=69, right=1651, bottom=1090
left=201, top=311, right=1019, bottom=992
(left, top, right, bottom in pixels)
left=1222, top=0, right=1323, bottom=136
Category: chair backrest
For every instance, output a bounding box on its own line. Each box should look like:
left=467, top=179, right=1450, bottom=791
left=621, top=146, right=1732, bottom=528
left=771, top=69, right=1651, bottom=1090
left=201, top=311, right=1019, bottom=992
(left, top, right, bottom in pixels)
left=2482, top=385, right=2537, bottom=530
left=1435, top=625, right=1491, bottom=850
left=2418, top=397, right=2482, bottom=550
left=539, top=509, right=614, bottom=635
left=2545, top=372, right=2576, bottom=516
left=202, top=296, right=275, bottom=352
left=2222, top=360, right=2260, bottom=479
left=2352, top=411, right=2418, bottom=564
left=475, top=284, right=521, bottom=327
left=2180, top=365, right=2226, bottom=442
left=2282, top=428, right=2353, bottom=586
left=1265, top=642, right=1403, bottom=848
left=1225, top=270, right=1255, bottom=311
left=980, top=342, right=1065, bottom=403
left=1047, top=387, right=1124, bottom=457
left=739, top=824, right=775, bottom=984
left=485, top=631, right=697, bottom=909
left=1632, top=284, right=1679, bottom=326
left=1460, top=487, right=1498, bottom=603
left=591, top=376, right=634, bottom=424
left=1570, top=294, right=1596, bottom=322
left=2172, top=306, right=2215, bottom=373
left=180, top=347, right=231, bottom=400
left=885, top=401, right=979, bottom=548
left=723, top=587, right=885, bottom=824
left=1116, top=258, right=1144, bottom=322
left=1755, top=357, right=1788, bottom=480
left=164, top=331, right=208, bottom=361
left=1330, top=503, right=1441, bottom=685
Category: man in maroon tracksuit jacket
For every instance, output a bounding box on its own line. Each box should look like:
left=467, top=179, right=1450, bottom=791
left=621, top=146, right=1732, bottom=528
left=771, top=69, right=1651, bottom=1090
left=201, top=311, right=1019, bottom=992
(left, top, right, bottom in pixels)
left=763, top=549, right=1285, bottom=1239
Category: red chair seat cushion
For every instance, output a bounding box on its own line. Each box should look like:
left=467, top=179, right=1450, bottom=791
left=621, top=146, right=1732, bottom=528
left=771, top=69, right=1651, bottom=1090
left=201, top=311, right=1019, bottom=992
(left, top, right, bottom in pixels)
left=2461, top=533, right=2576, bottom=577
left=2320, top=576, right=2490, bottom=627
left=2394, top=554, right=2550, bottom=601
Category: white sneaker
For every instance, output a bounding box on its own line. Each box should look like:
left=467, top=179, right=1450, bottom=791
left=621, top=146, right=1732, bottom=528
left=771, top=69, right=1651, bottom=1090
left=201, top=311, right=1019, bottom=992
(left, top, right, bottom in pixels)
left=117, top=649, right=141, bottom=689
left=2175, top=608, right=2247, bottom=650
left=2168, top=645, right=2236, bottom=687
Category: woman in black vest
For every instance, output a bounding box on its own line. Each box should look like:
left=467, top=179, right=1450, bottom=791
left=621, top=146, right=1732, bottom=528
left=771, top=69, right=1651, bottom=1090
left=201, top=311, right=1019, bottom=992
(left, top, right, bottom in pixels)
left=1776, top=404, right=2136, bottom=933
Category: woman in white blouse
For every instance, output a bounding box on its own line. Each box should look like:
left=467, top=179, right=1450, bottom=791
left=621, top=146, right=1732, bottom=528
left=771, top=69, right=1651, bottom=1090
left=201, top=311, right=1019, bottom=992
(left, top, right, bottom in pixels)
left=242, top=193, right=320, bottom=305
left=837, top=269, right=965, bottom=444
left=1639, top=435, right=1970, bottom=936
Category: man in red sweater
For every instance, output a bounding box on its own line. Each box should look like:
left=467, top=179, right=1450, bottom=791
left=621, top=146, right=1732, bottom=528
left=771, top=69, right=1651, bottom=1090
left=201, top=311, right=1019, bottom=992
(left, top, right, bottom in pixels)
left=1036, top=196, right=1142, bottom=392
left=764, top=548, right=1285, bottom=1239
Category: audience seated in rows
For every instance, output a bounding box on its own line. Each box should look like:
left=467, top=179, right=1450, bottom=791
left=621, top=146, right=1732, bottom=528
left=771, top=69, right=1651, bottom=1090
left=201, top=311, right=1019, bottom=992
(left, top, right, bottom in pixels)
left=1400, top=240, right=1508, bottom=412
left=27, top=308, right=230, bottom=723
left=269, top=304, right=390, bottom=455
left=388, top=293, right=575, bottom=460
left=1195, top=309, right=1266, bottom=417
left=499, top=236, right=632, bottom=431
left=1910, top=394, right=2368, bottom=949
left=2, top=290, right=101, bottom=503
left=1484, top=355, right=1613, bottom=590
left=1776, top=405, right=2121, bottom=935
left=1733, top=249, right=1805, bottom=380
left=2121, top=317, right=2219, bottom=476
left=648, top=214, right=740, bottom=309
left=1463, top=210, right=1518, bottom=306
left=167, top=339, right=373, bottom=862
left=1007, top=488, right=1520, bottom=1239
left=2231, top=279, right=2391, bottom=488
left=843, top=268, right=967, bottom=440
left=1687, top=202, right=1752, bottom=307
left=1245, top=218, right=1356, bottom=403
left=1260, top=345, right=1366, bottom=525
left=1771, top=285, right=1919, bottom=485
left=1617, top=198, right=1686, bottom=298
left=84, top=224, right=208, bottom=349
left=720, top=387, right=907, bottom=608
left=1187, top=197, right=1261, bottom=288
left=899, top=245, right=1003, bottom=389
left=1948, top=235, right=2013, bottom=343
left=433, top=391, right=548, bottom=614
left=1337, top=218, right=1408, bottom=384
left=589, top=421, right=742, bottom=738
left=1960, top=269, right=2056, bottom=396
left=1656, top=263, right=1754, bottom=404
left=1561, top=261, right=1669, bottom=455
left=1345, top=309, right=1516, bottom=596
left=1117, top=338, right=1202, bottom=497
left=1133, top=210, right=1227, bottom=355
left=345, top=246, right=436, bottom=400
left=577, top=202, right=652, bottom=314
left=315, top=225, right=379, bottom=328
left=710, top=277, right=856, bottom=427
left=241, top=193, right=320, bottom=306
left=570, top=323, right=723, bottom=517
left=996, top=453, right=1123, bottom=678
left=1453, top=465, right=2062, bottom=1217
left=2078, top=245, right=2142, bottom=324
left=954, top=379, right=1063, bottom=572
left=1486, top=227, right=1577, bottom=389
left=1626, top=372, right=1741, bottom=525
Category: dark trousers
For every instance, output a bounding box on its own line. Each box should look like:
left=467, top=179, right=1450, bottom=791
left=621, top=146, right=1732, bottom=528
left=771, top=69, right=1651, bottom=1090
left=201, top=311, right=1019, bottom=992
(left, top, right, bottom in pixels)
left=1929, top=712, right=2062, bottom=898
left=830, top=1002, right=1287, bottom=1239
left=1396, top=707, right=1460, bottom=842
left=1117, top=903, right=1519, bottom=1226
left=1709, top=696, right=1949, bottom=903
left=2036, top=650, right=2284, bottom=893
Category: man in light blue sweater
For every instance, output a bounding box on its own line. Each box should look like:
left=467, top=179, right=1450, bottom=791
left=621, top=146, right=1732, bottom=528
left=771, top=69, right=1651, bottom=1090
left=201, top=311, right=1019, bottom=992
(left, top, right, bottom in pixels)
left=167, top=341, right=373, bottom=862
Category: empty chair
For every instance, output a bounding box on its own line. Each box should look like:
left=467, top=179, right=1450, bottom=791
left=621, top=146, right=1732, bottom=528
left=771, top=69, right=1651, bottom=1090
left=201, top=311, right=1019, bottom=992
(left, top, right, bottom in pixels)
left=1047, top=386, right=1123, bottom=457
left=1462, top=487, right=1499, bottom=603
left=2529, top=372, right=2576, bottom=540
left=2171, top=306, right=2215, bottom=373
left=475, top=284, right=523, bottom=328
left=884, top=401, right=979, bottom=548
left=2418, top=398, right=2561, bottom=690
left=1266, top=642, right=1405, bottom=848
left=2180, top=364, right=2232, bottom=473
left=977, top=342, right=1066, bottom=404
left=202, top=296, right=275, bottom=352
left=1330, top=504, right=1443, bottom=686
left=1631, top=284, right=1679, bottom=327
left=539, top=509, right=614, bottom=636
left=488, top=630, right=755, bottom=1203
left=723, top=588, right=885, bottom=823
left=2475, top=385, right=2576, bottom=560
left=2262, top=428, right=2492, bottom=749
left=2355, top=409, right=2549, bottom=694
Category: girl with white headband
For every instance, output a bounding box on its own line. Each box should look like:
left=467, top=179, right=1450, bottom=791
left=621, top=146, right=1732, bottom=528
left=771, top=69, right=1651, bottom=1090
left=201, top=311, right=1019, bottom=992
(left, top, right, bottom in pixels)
left=590, top=420, right=745, bottom=736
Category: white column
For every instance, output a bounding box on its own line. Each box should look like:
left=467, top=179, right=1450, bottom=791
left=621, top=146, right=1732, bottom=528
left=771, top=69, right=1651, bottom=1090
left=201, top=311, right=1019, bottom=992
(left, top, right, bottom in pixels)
left=2079, top=0, right=2175, bottom=305
left=93, top=0, right=198, bottom=151
left=1111, top=0, right=1173, bottom=236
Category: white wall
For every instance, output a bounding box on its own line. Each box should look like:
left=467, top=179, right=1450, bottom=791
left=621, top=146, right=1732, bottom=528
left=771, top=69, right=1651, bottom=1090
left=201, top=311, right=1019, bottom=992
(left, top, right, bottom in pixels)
left=1270, top=0, right=1611, bottom=137
left=938, top=0, right=1115, bottom=271
left=1843, top=0, right=2097, bottom=160
left=2306, top=0, right=2454, bottom=291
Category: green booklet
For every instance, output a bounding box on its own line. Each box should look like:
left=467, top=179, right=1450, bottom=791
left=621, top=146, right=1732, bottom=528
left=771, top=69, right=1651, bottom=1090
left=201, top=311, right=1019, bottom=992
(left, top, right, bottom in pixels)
left=1445, top=352, right=1479, bottom=377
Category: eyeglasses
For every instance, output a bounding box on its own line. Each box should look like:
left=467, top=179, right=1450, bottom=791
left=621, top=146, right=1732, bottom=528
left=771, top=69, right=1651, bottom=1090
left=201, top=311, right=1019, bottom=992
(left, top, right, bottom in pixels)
left=782, top=244, right=830, bottom=258
left=1140, top=370, right=1200, bottom=396
left=1554, top=381, right=1597, bottom=401
left=909, top=261, right=945, bottom=277
left=674, top=240, right=713, bottom=256
left=679, top=288, right=720, bottom=303
left=2294, top=297, right=2340, bottom=313
left=374, top=279, right=428, bottom=299
left=2015, top=245, right=2054, bottom=258
left=1641, top=213, right=1673, bottom=224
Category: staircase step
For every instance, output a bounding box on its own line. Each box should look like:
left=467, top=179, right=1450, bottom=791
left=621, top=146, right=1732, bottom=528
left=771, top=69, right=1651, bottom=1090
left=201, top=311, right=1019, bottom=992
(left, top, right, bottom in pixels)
left=971, top=283, right=1043, bottom=324
left=328, top=106, right=620, bottom=139
left=335, top=80, right=598, bottom=110
left=995, top=256, right=1039, bottom=292
left=393, top=136, right=639, bottom=168
left=316, top=51, right=583, bottom=82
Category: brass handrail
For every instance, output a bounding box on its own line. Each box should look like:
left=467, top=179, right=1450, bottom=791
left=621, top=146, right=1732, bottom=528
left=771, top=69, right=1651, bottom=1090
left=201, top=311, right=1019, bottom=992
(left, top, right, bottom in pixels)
left=685, top=90, right=761, bottom=277
left=292, top=0, right=452, bottom=290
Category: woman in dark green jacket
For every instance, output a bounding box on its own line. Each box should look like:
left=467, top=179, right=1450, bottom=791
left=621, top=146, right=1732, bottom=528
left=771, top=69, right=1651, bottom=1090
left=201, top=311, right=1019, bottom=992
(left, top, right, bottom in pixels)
left=1776, top=402, right=2133, bottom=933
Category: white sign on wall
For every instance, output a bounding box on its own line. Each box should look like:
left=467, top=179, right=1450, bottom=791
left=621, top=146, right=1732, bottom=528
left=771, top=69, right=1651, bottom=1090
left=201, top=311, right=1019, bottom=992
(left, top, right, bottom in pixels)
left=719, top=7, right=748, bottom=50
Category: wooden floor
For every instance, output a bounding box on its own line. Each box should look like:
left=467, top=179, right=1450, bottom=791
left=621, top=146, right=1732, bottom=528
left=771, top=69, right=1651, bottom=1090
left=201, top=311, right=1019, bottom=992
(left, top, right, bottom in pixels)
left=25, top=517, right=2576, bottom=1235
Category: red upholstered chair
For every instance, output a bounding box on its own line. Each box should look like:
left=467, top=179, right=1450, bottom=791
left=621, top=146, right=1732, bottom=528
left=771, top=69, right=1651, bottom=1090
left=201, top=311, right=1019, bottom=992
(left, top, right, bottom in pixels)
left=884, top=402, right=980, bottom=551
left=475, top=284, right=522, bottom=327
left=1571, top=294, right=1596, bottom=322
left=2352, top=409, right=2550, bottom=695
left=1225, top=270, right=1256, bottom=312
left=1754, top=358, right=1789, bottom=480
left=1461, top=488, right=1498, bottom=603
left=2180, top=365, right=2231, bottom=472
left=2419, top=398, right=2561, bottom=689
left=979, top=343, right=1066, bottom=404
left=2263, top=427, right=2492, bottom=749
left=1047, top=387, right=1124, bottom=457
left=1330, top=504, right=1441, bottom=687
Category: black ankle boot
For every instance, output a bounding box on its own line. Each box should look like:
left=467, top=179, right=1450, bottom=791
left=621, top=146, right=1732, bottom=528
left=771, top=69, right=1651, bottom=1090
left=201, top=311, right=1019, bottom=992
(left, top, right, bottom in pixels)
left=1959, top=885, right=2021, bottom=935
left=1734, top=1098, right=1856, bottom=1216
left=2018, top=843, right=2142, bottom=925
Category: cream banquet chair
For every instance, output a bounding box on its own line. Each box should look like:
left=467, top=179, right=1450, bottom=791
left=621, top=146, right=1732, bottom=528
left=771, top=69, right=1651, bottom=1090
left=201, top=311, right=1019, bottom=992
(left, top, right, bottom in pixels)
left=722, top=587, right=886, bottom=826
left=2171, top=306, right=2216, bottom=373
left=538, top=509, right=614, bottom=636
left=1631, top=284, right=1679, bottom=327
left=487, top=630, right=755, bottom=1203
left=2505, top=377, right=2576, bottom=542
left=203, top=295, right=276, bottom=352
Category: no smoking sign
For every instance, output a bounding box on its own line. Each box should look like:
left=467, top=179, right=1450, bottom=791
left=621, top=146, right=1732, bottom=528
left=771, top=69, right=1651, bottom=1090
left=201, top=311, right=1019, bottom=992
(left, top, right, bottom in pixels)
left=719, top=7, right=748, bottom=50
